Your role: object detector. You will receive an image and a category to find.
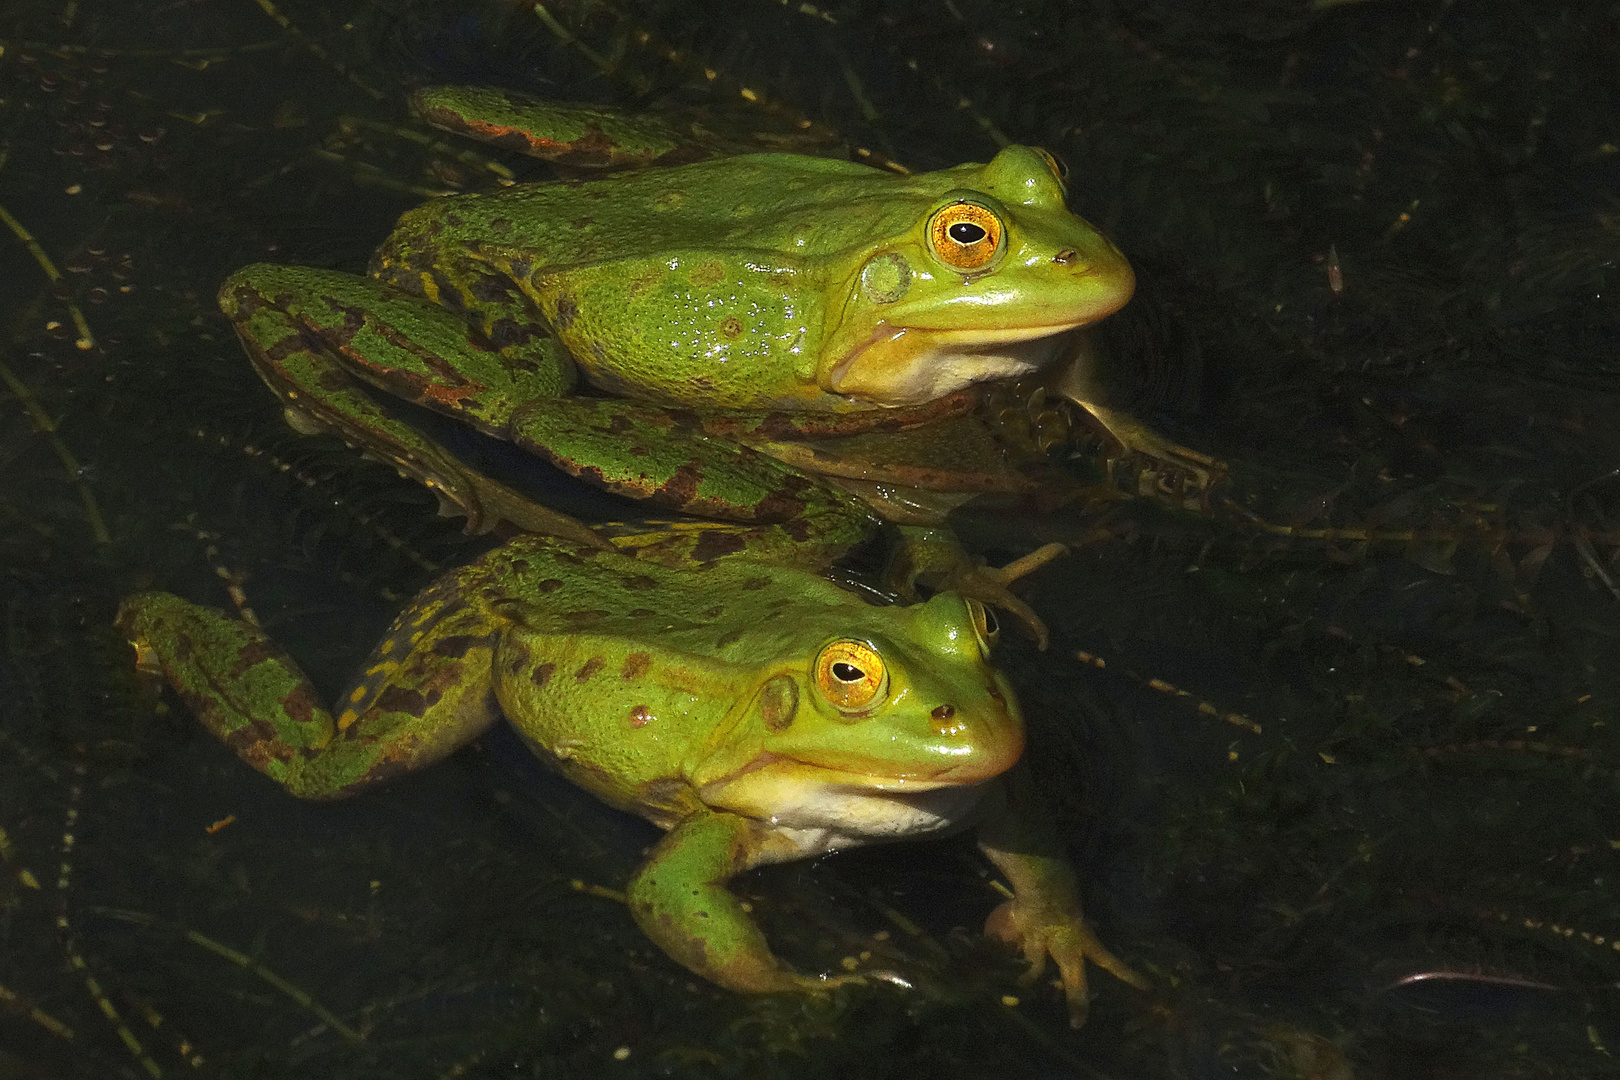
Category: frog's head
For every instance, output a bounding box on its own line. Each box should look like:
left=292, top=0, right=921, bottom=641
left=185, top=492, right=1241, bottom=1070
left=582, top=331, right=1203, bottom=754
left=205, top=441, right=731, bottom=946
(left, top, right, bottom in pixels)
left=688, top=591, right=1024, bottom=837
left=819, top=145, right=1134, bottom=406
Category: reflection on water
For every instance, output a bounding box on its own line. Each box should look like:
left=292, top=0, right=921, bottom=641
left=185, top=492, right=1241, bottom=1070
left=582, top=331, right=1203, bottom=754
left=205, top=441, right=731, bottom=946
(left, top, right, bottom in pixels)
left=2, top=0, right=1618, bottom=1076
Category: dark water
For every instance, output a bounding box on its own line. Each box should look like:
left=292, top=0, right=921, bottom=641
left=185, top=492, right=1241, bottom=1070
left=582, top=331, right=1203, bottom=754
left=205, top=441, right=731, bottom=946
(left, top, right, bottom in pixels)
left=2, top=1, right=1618, bottom=1077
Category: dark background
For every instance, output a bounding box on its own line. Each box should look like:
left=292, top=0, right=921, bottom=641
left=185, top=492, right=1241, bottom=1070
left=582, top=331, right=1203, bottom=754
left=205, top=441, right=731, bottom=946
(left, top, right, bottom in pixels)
left=1, top=1, right=1618, bottom=1076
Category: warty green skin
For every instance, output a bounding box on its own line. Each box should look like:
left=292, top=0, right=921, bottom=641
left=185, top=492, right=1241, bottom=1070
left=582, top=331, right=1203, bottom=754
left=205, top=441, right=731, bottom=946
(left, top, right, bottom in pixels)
left=116, top=532, right=1144, bottom=1017
left=367, top=146, right=1131, bottom=411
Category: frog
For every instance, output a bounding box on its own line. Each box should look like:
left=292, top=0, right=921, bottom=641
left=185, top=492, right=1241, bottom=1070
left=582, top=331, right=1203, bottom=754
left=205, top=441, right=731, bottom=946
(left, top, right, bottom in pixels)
left=116, top=527, right=1148, bottom=1026
left=217, top=87, right=1214, bottom=643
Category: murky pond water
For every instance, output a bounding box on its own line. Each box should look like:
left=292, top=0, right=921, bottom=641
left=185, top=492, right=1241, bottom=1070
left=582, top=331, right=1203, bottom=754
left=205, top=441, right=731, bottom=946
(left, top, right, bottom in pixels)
left=2, top=2, right=1618, bottom=1077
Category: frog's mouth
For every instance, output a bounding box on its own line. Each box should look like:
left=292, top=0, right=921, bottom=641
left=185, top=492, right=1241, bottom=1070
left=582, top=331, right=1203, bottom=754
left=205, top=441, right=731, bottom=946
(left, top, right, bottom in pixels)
left=702, top=750, right=1008, bottom=796
left=823, top=321, right=1082, bottom=406
left=697, top=754, right=997, bottom=850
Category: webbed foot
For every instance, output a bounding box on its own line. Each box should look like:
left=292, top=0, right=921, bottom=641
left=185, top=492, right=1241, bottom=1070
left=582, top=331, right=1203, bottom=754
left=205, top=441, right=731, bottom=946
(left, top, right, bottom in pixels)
left=1072, top=401, right=1225, bottom=510
left=985, top=895, right=1148, bottom=1029
left=937, top=542, right=1068, bottom=650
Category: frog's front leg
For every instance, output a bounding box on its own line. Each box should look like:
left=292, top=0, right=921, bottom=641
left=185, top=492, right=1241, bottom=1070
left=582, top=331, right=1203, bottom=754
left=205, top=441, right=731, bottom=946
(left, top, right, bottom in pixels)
left=115, top=573, right=503, bottom=800
left=219, top=265, right=604, bottom=546
left=628, top=810, right=862, bottom=994
left=975, top=771, right=1148, bottom=1027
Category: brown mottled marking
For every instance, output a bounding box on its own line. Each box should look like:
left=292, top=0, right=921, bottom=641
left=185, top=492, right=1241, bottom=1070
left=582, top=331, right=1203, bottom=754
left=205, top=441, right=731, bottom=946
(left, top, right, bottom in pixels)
left=532, top=662, right=555, bottom=687
left=691, top=530, right=747, bottom=564
left=432, top=634, right=486, bottom=659
left=537, top=578, right=564, bottom=593
left=229, top=639, right=279, bottom=678
left=376, top=684, right=443, bottom=718
left=278, top=683, right=322, bottom=725
left=622, top=652, right=652, bottom=680
left=553, top=294, right=578, bottom=331
left=223, top=716, right=291, bottom=767
left=658, top=461, right=703, bottom=506
left=575, top=656, right=605, bottom=682
left=715, top=629, right=744, bottom=649
left=719, top=316, right=743, bottom=338
left=621, top=574, right=658, bottom=591
left=690, top=261, right=726, bottom=288
left=629, top=704, right=653, bottom=728
left=504, top=642, right=531, bottom=676
left=741, top=577, right=770, bottom=591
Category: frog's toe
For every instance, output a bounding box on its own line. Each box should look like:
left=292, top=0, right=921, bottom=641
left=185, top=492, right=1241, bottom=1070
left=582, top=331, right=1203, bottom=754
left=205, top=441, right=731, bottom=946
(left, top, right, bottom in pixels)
left=985, top=898, right=1147, bottom=1029
left=779, top=971, right=867, bottom=994
left=945, top=543, right=1069, bottom=650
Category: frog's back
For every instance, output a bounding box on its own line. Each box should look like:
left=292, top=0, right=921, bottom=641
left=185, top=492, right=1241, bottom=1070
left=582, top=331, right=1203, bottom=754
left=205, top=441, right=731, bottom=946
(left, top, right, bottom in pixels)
left=471, top=537, right=860, bottom=813
left=382, top=154, right=975, bottom=270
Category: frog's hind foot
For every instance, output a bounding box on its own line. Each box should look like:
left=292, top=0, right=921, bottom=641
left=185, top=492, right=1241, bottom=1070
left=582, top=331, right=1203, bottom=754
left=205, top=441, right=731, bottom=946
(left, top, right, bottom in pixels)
left=1073, top=401, right=1226, bottom=511
left=943, top=543, right=1068, bottom=651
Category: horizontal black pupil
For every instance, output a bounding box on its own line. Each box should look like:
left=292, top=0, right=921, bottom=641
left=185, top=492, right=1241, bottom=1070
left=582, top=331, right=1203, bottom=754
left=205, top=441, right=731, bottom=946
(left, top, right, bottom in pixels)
left=831, top=662, right=864, bottom=682
left=948, top=221, right=987, bottom=244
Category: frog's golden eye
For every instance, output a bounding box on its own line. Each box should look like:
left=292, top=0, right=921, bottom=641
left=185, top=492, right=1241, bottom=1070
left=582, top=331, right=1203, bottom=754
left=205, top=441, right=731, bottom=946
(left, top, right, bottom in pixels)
left=813, top=639, right=889, bottom=713
left=928, top=200, right=1004, bottom=272
left=966, top=599, right=1000, bottom=653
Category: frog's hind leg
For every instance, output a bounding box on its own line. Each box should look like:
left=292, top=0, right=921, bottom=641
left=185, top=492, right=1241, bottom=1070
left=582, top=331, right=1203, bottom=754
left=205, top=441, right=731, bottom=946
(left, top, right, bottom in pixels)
left=509, top=398, right=882, bottom=568
left=219, top=265, right=602, bottom=544
left=115, top=576, right=503, bottom=800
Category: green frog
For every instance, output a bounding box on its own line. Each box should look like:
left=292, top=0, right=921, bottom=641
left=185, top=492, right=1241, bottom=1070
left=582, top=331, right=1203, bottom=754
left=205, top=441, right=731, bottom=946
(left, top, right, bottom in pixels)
left=117, top=529, right=1147, bottom=1026
left=218, top=87, right=1206, bottom=641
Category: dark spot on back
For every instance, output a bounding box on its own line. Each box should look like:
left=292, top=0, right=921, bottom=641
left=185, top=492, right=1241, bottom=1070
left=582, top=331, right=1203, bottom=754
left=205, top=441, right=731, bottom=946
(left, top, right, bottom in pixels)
left=690, top=530, right=746, bottom=564
left=229, top=639, right=280, bottom=679
left=432, top=634, right=485, bottom=660
left=658, top=462, right=703, bottom=507
left=537, top=578, right=564, bottom=593
left=715, top=629, right=744, bottom=648
left=621, top=574, right=657, bottom=591
left=741, top=577, right=770, bottom=590
left=575, top=656, right=605, bottom=682
left=376, top=684, right=442, bottom=718
left=470, top=273, right=515, bottom=304
left=532, top=662, right=555, bottom=687
left=622, top=652, right=652, bottom=680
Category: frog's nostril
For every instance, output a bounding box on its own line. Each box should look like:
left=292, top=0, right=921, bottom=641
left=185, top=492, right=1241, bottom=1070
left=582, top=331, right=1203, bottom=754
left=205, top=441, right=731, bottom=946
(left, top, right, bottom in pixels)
left=930, top=703, right=964, bottom=736
left=1052, top=248, right=1078, bottom=266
